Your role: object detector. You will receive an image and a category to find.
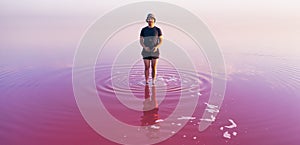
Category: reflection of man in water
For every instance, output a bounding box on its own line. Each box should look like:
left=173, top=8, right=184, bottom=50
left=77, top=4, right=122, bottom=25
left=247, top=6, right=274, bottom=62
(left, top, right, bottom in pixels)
left=141, top=84, right=160, bottom=138
left=140, top=13, right=163, bottom=85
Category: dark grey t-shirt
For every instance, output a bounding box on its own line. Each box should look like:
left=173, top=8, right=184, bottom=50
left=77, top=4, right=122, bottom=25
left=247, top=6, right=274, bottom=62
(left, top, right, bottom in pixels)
left=140, top=26, right=162, bottom=49
left=140, top=26, right=162, bottom=58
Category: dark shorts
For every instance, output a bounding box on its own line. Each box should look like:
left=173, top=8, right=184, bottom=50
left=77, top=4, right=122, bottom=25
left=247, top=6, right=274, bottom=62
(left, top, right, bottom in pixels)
left=143, top=56, right=159, bottom=60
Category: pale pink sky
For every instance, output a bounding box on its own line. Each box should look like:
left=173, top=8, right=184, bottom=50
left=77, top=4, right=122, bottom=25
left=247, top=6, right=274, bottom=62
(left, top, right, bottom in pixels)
left=1, top=0, right=299, bottom=61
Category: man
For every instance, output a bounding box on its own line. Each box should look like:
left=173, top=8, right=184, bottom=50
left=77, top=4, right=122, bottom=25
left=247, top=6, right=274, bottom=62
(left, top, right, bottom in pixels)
left=140, top=13, right=163, bottom=85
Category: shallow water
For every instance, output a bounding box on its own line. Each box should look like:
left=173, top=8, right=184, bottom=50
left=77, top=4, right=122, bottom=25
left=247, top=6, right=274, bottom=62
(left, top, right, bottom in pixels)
left=0, top=52, right=300, bottom=145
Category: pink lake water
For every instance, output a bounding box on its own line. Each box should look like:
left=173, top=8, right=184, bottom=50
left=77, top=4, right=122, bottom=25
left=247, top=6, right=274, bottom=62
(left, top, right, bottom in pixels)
left=1, top=47, right=300, bottom=145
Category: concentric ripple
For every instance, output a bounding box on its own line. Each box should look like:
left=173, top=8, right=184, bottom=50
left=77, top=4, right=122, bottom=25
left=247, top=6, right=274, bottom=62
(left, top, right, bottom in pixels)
left=94, top=59, right=212, bottom=126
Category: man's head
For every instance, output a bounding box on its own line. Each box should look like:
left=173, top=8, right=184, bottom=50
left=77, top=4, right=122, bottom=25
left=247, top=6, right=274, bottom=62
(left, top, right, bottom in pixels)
left=146, top=13, right=156, bottom=23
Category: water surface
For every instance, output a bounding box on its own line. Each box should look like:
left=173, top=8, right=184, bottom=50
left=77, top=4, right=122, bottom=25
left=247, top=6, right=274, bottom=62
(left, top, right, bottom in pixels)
left=1, top=51, right=299, bottom=145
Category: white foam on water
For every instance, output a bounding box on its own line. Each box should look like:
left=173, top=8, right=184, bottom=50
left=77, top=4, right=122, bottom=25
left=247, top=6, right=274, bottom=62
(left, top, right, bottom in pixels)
left=150, top=125, right=160, bottom=129
left=137, top=81, right=145, bottom=86
left=165, top=76, right=178, bottom=82
left=177, top=116, right=196, bottom=120
left=157, top=76, right=164, bottom=81
left=219, top=119, right=238, bottom=140
left=199, top=115, right=216, bottom=122
left=223, top=131, right=231, bottom=139
left=204, top=102, right=218, bottom=109
left=155, top=119, right=164, bottom=123
left=225, top=119, right=237, bottom=128
left=205, top=108, right=219, bottom=113
left=197, top=92, right=202, bottom=96
left=233, top=132, right=237, bottom=136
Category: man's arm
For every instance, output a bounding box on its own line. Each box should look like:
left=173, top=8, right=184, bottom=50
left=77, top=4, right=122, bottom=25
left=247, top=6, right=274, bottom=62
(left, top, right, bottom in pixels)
left=140, top=36, right=150, bottom=51
left=153, top=36, right=163, bottom=52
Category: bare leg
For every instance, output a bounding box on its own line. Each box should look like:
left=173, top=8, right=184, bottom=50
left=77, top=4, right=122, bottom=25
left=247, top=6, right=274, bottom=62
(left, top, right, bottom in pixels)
left=151, top=59, right=158, bottom=84
left=143, top=59, right=150, bottom=84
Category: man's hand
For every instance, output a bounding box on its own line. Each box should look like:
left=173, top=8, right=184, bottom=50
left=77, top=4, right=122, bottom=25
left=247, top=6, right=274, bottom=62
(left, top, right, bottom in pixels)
left=144, top=47, right=151, bottom=52
left=153, top=47, right=158, bottom=52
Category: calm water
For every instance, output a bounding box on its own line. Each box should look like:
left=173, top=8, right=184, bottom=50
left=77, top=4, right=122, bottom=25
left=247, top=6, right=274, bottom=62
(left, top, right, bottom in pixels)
left=0, top=52, right=300, bottom=145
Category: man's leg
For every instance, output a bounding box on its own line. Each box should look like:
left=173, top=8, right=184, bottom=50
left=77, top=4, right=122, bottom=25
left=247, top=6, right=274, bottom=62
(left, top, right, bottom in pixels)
left=143, top=59, right=150, bottom=84
left=151, top=59, right=158, bottom=84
